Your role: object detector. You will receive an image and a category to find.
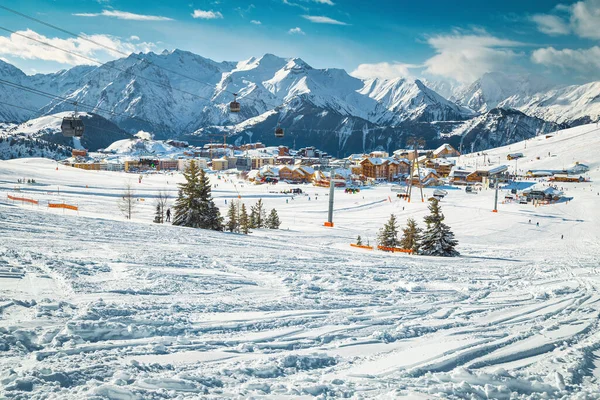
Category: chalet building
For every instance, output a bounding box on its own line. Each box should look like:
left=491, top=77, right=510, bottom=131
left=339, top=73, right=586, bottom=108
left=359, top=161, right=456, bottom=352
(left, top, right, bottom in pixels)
left=409, top=168, right=440, bottom=186
left=433, top=144, right=460, bottom=158
left=448, top=166, right=474, bottom=185
left=360, top=157, right=402, bottom=181
left=393, top=149, right=429, bottom=161
left=424, top=158, right=455, bottom=177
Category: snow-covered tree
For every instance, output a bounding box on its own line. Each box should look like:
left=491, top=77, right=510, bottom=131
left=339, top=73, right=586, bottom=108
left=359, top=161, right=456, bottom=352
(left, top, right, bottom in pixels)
left=377, top=214, right=399, bottom=248
left=421, top=198, right=459, bottom=257
left=239, top=203, right=250, bottom=234
left=172, top=160, right=223, bottom=230
left=400, top=218, right=421, bottom=253
left=266, top=208, right=281, bottom=229
left=226, top=201, right=238, bottom=232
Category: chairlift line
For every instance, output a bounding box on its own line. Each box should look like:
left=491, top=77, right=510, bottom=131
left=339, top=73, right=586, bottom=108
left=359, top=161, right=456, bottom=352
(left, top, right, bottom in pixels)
left=0, top=5, right=239, bottom=97
left=0, top=79, right=169, bottom=133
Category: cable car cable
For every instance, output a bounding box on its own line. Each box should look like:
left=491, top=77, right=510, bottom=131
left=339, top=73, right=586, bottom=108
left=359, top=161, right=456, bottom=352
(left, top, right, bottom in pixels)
left=0, top=26, right=217, bottom=105
left=0, top=4, right=238, bottom=96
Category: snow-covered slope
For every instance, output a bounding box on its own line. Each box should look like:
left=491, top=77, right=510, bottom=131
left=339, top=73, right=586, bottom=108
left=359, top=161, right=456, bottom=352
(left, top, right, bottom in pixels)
left=456, top=72, right=555, bottom=113
left=447, top=108, right=565, bottom=153
left=500, top=81, right=600, bottom=125
left=360, top=78, right=474, bottom=123
left=105, top=138, right=176, bottom=155
left=2, top=124, right=600, bottom=398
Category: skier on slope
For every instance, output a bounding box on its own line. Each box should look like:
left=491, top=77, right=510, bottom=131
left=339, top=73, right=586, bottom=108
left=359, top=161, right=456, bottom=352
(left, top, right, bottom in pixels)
left=166, top=208, right=171, bottom=222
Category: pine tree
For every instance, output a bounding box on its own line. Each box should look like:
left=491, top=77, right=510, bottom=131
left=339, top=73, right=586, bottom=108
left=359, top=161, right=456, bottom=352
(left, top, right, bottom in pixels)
left=239, top=203, right=250, bottom=234
left=250, top=199, right=267, bottom=228
left=266, top=208, right=281, bottom=229
left=356, top=235, right=362, bottom=246
left=226, top=201, right=238, bottom=232
left=172, top=160, right=223, bottom=230
left=400, top=218, right=421, bottom=253
left=420, top=198, right=459, bottom=257
left=172, top=160, right=203, bottom=227
left=377, top=214, right=399, bottom=248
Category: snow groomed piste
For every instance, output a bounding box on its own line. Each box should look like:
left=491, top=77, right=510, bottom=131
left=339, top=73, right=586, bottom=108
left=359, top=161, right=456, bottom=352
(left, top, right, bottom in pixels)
left=1, top=124, right=600, bottom=398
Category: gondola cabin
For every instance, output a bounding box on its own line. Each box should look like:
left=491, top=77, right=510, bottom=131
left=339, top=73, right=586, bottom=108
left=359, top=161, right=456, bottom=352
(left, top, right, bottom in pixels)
left=230, top=94, right=240, bottom=113
left=61, top=116, right=84, bottom=138
left=275, top=127, right=284, bottom=138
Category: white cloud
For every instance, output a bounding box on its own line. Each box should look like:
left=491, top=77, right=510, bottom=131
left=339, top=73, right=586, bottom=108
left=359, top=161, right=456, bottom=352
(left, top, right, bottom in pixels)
left=532, top=46, right=600, bottom=73
left=530, top=14, right=570, bottom=35
left=288, top=27, right=305, bottom=35
left=312, top=0, right=335, bottom=5
left=302, top=15, right=348, bottom=25
left=250, top=20, right=262, bottom=25
left=423, top=33, right=523, bottom=83
left=532, top=1, right=600, bottom=39
left=73, top=9, right=173, bottom=21
left=191, top=9, right=223, bottom=19
left=0, top=29, right=156, bottom=66
left=350, top=62, right=418, bottom=80
left=570, top=0, right=600, bottom=39
left=129, top=35, right=140, bottom=41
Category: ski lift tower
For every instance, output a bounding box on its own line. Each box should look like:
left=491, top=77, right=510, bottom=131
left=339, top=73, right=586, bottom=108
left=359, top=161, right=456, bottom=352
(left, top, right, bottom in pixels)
left=406, top=136, right=425, bottom=203
left=324, top=178, right=346, bottom=227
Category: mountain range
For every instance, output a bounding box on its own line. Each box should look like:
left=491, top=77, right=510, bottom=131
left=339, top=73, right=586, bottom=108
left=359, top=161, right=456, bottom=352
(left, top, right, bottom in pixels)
left=0, top=49, right=598, bottom=159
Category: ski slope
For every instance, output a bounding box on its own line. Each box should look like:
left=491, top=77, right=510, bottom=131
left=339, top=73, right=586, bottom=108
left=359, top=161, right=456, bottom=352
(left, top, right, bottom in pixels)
left=1, top=124, right=600, bottom=398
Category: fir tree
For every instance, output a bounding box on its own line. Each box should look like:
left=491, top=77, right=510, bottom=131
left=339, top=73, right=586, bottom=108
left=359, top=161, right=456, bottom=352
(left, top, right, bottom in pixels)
left=356, top=235, right=362, bottom=246
left=266, top=208, right=281, bottom=229
left=400, top=218, right=421, bottom=253
left=239, top=203, right=250, bottom=234
left=226, top=201, right=238, bottom=232
left=250, top=199, right=267, bottom=228
left=421, top=198, right=459, bottom=257
left=172, top=161, right=223, bottom=230
left=377, top=214, right=399, bottom=248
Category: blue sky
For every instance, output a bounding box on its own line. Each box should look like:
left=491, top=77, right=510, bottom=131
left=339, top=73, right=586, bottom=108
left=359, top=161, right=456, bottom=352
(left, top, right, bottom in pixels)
left=1, top=0, right=599, bottom=84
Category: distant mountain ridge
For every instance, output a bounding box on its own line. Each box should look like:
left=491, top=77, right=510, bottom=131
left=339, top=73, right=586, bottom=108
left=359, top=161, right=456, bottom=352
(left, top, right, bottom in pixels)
left=0, top=51, right=598, bottom=158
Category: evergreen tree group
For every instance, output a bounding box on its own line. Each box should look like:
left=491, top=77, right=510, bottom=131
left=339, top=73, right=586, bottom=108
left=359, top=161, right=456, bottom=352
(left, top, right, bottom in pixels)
left=376, top=199, right=458, bottom=257
left=172, top=160, right=223, bottom=230
left=250, top=199, right=267, bottom=229
left=224, top=200, right=281, bottom=234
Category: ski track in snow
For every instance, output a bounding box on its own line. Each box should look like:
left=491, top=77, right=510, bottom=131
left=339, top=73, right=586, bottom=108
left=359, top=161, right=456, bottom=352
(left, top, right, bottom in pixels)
left=1, top=125, right=600, bottom=398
